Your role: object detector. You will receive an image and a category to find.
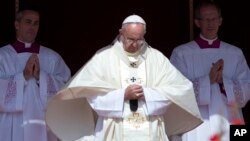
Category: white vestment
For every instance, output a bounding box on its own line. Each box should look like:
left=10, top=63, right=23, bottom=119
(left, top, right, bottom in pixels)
left=46, top=40, right=203, bottom=141
left=170, top=40, right=250, bottom=141
left=0, top=44, right=71, bottom=141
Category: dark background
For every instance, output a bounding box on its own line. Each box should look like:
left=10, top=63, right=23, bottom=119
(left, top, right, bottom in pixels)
left=0, top=0, right=249, bottom=123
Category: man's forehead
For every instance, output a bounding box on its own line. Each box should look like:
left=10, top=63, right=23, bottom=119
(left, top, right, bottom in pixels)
left=22, top=11, right=39, bottom=20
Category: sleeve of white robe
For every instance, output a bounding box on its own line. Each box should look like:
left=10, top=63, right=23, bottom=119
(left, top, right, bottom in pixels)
left=223, top=51, right=250, bottom=107
left=0, top=72, right=25, bottom=112
left=46, top=55, right=71, bottom=90
left=38, top=50, right=71, bottom=109
left=87, top=88, right=170, bottom=118
left=170, top=47, right=211, bottom=106
left=193, top=75, right=211, bottom=105
left=39, top=49, right=71, bottom=93
left=87, top=89, right=125, bottom=117
left=0, top=79, right=10, bottom=111
left=143, top=88, right=171, bottom=115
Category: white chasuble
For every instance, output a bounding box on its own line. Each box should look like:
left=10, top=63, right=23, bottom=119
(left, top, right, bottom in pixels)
left=45, top=40, right=203, bottom=141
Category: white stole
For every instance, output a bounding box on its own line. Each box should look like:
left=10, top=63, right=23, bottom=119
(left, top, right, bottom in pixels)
left=120, top=57, right=150, bottom=140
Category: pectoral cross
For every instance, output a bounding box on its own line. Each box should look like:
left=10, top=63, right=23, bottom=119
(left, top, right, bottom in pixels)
left=130, top=77, right=136, bottom=82
left=130, top=62, right=137, bottom=68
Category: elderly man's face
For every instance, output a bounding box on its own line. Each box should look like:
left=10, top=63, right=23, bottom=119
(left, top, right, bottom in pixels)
left=121, top=23, right=145, bottom=53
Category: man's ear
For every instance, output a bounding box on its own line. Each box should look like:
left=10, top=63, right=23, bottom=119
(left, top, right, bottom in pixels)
left=218, top=17, right=223, bottom=26
left=194, top=19, right=201, bottom=28
left=14, top=21, right=19, bottom=30
left=119, top=28, right=123, bottom=34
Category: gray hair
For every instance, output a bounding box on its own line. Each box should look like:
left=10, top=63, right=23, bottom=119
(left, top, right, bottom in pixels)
left=121, top=23, right=146, bottom=34
left=15, top=9, right=40, bottom=22
left=194, top=1, right=221, bottom=20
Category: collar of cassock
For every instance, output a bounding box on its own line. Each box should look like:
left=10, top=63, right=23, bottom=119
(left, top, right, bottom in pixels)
left=11, top=40, right=40, bottom=53
left=195, top=34, right=220, bottom=49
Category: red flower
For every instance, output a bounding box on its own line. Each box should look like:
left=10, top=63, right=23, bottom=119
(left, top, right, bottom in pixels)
left=231, top=118, right=244, bottom=125
left=210, top=134, right=221, bottom=141
left=229, top=102, right=245, bottom=125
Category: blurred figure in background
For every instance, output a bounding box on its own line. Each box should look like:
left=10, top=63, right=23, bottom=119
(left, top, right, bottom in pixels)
left=170, top=1, right=250, bottom=141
